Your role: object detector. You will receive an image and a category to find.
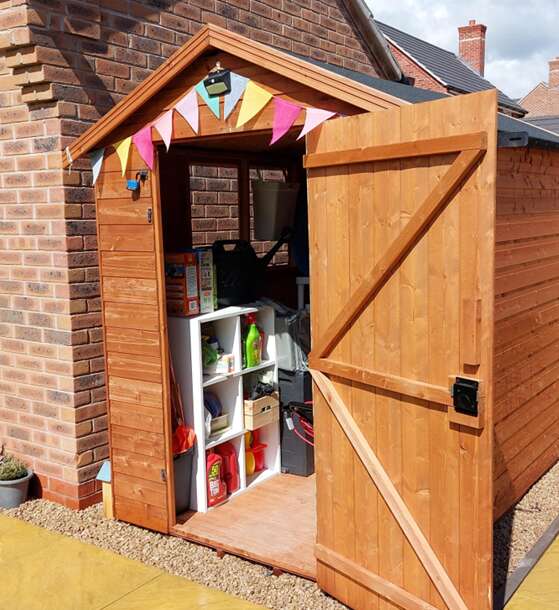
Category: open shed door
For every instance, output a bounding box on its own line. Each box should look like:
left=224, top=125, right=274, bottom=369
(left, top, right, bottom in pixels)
left=305, top=91, right=497, bottom=610
left=96, top=148, right=173, bottom=533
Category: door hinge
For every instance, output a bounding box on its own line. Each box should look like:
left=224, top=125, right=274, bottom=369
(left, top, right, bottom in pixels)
left=146, top=208, right=153, bottom=224
left=451, top=377, right=479, bottom=416
left=160, top=468, right=167, bottom=482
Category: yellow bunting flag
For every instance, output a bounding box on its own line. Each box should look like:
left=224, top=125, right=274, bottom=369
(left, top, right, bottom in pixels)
left=236, top=81, right=273, bottom=128
left=114, top=136, right=132, bottom=176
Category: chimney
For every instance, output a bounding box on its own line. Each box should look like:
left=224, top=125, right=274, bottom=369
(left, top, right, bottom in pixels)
left=458, top=19, right=487, bottom=76
left=549, top=58, right=559, bottom=89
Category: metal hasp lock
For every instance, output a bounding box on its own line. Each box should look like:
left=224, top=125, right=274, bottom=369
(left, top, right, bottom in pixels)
left=126, top=170, right=148, bottom=192
left=451, top=377, right=479, bottom=416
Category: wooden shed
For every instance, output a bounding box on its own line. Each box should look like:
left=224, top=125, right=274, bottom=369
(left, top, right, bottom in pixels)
left=65, top=24, right=559, bottom=610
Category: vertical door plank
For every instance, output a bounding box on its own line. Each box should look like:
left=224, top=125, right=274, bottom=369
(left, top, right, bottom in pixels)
left=325, top=116, right=358, bottom=605
left=374, top=102, right=405, bottom=610
left=350, top=112, right=380, bottom=610
left=307, top=126, right=334, bottom=595
left=400, top=102, right=433, bottom=603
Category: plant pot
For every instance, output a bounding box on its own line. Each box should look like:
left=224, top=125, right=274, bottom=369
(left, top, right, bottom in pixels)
left=0, top=469, right=33, bottom=508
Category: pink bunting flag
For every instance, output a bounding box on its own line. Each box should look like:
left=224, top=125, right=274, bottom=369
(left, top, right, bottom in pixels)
left=270, top=98, right=302, bottom=145
left=175, top=89, right=199, bottom=134
left=132, top=124, right=154, bottom=170
left=153, top=110, right=174, bottom=151
left=297, top=108, right=336, bottom=140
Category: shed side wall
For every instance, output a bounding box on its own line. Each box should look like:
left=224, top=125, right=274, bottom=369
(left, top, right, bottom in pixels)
left=494, top=146, right=559, bottom=518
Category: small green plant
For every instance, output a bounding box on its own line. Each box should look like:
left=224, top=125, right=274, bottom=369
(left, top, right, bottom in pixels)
left=0, top=447, right=28, bottom=481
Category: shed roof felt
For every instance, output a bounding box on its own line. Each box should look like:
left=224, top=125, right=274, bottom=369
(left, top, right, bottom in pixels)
left=524, top=115, right=559, bottom=135
left=376, top=21, right=526, bottom=116
left=63, top=24, right=405, bottom=168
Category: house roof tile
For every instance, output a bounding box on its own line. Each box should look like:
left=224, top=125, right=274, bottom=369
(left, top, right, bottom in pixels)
left=377, top=21, right=526, bottom=115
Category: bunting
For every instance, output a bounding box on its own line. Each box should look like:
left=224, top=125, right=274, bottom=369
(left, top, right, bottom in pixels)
left=114, top=137, right=132, bottom=176
left=132, top=125, right=155, bottom=170
left=99, top=73, right=338, bottom=180
left=236, top=81, right=273, bottom=128
left=153, top=110, right=174, bottom=151
left=89, top=147, right=105, bottom=185
left=297, top=108, right=336, bottom=140
left=224, top=73, right=249, bottom=119
left=175, top=89, right=199, bottom=134
left=195, top=81, right=220, bottom=119
left=271, top=98, right=302, bottom=145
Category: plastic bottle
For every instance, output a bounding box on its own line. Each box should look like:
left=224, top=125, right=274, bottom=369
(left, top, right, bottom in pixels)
left=206, top=450, right=227, bottom=507
left=245, top=313, right=262, bottom=368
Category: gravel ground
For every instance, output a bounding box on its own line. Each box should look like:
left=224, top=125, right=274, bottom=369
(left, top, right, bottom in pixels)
left=493, top=459, right=559, bottom=589
left=1, top=499, right=345, bottom=610
left=2, top=461, right=557, bottom=607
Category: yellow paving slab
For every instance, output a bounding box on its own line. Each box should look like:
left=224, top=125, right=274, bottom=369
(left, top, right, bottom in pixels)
left=105, top=572, right=264, bottom=610
left=0, top=514, right=265, bottom=610
left=507, top=535, right=559, bottom=610
left=0, top=514, right=60, bottom=560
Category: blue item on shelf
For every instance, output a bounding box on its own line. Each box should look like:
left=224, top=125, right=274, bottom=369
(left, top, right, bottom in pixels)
left=204, top=391, right=222, bottom=418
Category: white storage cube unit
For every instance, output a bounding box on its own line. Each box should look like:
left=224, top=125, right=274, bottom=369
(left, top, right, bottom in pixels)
left=168, top=305, right=280, bottom=513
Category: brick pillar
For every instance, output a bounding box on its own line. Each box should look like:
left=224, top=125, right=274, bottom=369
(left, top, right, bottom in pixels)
left=0, top=0, right=106, bottom=509
left=458, top=19, right=487, bottom=76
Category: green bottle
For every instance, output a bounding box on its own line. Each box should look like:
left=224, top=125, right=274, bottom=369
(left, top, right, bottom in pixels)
left=245, top=314, right=261, bottom=368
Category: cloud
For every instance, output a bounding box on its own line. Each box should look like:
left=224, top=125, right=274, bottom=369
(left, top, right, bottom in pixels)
left=369, top=0, right=558, bottom=98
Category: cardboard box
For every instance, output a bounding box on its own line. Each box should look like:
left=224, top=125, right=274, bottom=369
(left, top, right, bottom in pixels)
left=165, top=252, right=200, bottom=316
left=196, top=248, right=215, bottom=314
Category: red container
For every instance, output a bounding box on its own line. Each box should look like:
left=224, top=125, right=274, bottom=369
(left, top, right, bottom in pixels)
left=215, top=442, right=240, bottom=494
left=252, top=442, right=267, bottom=472
left=206, top=450, right=227, bottom=507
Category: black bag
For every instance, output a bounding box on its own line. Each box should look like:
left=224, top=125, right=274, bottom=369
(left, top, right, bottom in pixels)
left=212, top=231, right=292, bottom=307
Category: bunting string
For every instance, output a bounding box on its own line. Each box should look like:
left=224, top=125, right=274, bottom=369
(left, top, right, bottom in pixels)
left=99, top=71, right=337, bottom=178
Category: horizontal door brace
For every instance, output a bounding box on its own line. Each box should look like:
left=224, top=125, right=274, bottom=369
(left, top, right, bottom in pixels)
left=303, top=131, right=487, bottom=169
left=309, top=357, right=453, bottom=407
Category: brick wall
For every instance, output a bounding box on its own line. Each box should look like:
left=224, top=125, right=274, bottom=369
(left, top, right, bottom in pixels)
left=191, top=165, right=240, bottom=246
left=1, top=0, right=381, bottom=508
left=190, top=165, right=289, bottom=262
left=387, top=44, right=447, bottom=94
left=521, top=59, right=559, bottom=117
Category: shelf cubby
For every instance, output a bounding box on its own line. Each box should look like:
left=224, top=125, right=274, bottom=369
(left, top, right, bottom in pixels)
left=168, top=305, right=279, bottom=513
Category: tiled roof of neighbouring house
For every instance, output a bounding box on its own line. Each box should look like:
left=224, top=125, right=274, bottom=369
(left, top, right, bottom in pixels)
left=376, top=21, right=526, bottom=115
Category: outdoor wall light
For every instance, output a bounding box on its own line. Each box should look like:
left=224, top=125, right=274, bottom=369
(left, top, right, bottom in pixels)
left=203, top=62, right=231, bottom=97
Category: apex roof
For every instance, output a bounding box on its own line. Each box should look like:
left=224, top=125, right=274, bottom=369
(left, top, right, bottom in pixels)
left=64, top=24, right=405, bottom=168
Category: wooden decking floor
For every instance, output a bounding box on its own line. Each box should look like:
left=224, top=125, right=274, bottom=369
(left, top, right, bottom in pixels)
left=172, top=473, right=317, bottom=580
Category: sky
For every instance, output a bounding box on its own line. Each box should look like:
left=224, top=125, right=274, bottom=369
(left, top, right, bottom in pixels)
left=368, top=0, right=559, bottom=99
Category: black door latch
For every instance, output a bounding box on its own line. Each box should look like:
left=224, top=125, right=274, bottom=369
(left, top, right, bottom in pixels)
left=452, top=377, right=479, bottom=416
